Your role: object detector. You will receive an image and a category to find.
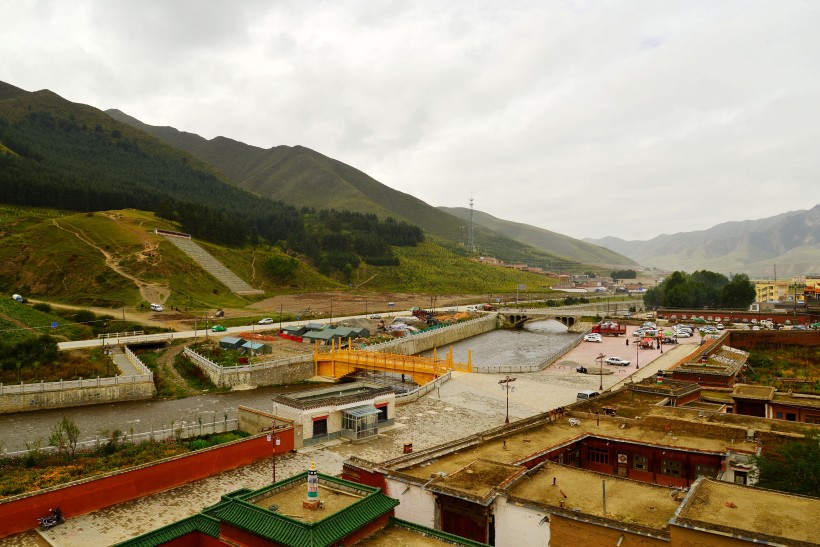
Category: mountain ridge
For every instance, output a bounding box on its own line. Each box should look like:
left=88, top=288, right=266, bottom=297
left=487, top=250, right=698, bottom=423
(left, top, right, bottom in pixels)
left=107, top=107, right=634, bottom=271
left=585, top=205, right=820, bottom=276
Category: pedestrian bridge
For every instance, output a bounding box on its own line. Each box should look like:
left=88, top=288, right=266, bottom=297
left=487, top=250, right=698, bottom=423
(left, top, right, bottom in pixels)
left=314, top=340, right=472, bottom=384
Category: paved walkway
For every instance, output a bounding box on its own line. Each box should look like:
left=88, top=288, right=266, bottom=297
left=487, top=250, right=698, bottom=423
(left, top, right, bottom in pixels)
left=9, top=326, right=704, bottom=546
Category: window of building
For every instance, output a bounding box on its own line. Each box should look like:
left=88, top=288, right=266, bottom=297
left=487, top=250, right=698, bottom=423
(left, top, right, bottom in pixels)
left=633, top=455, right=648, bottom=471
left=775, top=412, right=783, bottom=419
left=661, top=459, right=682, bottom=477
left=786, top=413, right=797, bottom=422
left=806, top=414, right=820, bottom=424
left=695, top=464, right=718, bottom=478
left=586, top=447, right=609, bottom=465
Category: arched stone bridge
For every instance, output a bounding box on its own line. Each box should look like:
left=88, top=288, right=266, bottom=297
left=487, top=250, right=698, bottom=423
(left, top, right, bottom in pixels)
left=505, top=311, right=584, bottom=327
left=501, top=301, right=643, bottom=328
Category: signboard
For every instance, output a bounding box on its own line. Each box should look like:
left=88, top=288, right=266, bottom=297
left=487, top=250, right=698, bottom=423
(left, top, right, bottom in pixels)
left=517, top=284, right=526, bottom=290
left=388, top=302, right=395, bottom=308
left=51, top=321, right=58, bottom=329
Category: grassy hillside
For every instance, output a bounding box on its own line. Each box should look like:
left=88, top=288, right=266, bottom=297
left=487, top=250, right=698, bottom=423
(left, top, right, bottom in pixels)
left=0, top=208, right=331, bottom=309
left=107, top=109, right=600, bottom=273
left=0, top=207, right=563, bottom=309
left=439, top=206, right=637, bottom=268
left=353, top=240, right=556, bottom=293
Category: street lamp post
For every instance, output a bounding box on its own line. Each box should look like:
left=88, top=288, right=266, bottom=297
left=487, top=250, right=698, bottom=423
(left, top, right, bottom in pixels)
left=636, top=342, right=639, bottom=369
left=499, top=376, right=517, bottom=424
left=269, top=420, right=280, bottom=484
left=597, top=353, right=605, bottom=390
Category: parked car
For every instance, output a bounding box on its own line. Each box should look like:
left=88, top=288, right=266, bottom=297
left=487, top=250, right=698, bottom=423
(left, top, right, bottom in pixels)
left=211, top=325, right=227, bottom=332
left=577, top=389, right=600, bottom=401
left=257, top=318, right=274, bottom=325
left=150, top=303, right=164, bottom=312
left=584, top=333, right=603, bottom=343
left=604, top=356, right=631, bottom=366
left=675, top=331, right=692, bottom=338
left=716, top=323, right=724, bottom=330
left=369, top=314, right=381, bottom=319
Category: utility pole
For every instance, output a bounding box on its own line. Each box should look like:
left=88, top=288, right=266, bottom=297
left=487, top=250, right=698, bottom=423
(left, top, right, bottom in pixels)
left=269, top=419, right=280, bottom=484
left=499, top=376, right=516, bottom=424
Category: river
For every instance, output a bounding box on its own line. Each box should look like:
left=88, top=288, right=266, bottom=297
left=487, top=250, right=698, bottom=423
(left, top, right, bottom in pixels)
left=0, top=321, right=573, bottom=452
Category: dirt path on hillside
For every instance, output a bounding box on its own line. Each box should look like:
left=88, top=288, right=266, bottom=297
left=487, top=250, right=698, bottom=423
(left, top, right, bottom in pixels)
left=52, top=217, right=169, bottom=305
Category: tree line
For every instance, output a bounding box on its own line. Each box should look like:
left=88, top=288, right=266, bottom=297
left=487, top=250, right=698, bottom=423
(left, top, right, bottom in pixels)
left=643, top=270, right=756, bottom=309
left=0, top=111, right=424, bottom=275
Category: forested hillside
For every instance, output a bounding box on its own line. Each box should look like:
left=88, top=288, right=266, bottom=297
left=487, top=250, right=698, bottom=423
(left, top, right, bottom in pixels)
left=0, top=82, right=422, bottom=274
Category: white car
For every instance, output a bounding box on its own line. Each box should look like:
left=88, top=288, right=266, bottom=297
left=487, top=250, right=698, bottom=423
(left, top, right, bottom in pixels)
left=674, top=331, right=692, bottom=338
left=150, top=303, right=163, bottom=312
left=604, top=356, right=631, bottom=367
left=257, top=318, right=275, bottom=325
left=584, top=333, right=603, bottom=343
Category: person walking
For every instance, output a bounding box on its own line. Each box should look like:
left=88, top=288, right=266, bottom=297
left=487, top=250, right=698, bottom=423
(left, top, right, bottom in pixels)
left=626, top=338, right=629, bottom=346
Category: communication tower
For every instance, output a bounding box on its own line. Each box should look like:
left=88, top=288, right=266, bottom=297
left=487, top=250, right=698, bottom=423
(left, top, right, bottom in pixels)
left=468, top=198, right=476, bottom=253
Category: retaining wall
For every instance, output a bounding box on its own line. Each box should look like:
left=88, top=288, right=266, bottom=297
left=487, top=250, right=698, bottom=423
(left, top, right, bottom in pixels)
left=0, top=381, right=156, bottom=414
left=365, top=315, right=498, bottom=355
left=394, top=372, right=452, bottom=405
left=0, top=430, right=294, bottom=538
left=183, top=348, right=315, bottom=388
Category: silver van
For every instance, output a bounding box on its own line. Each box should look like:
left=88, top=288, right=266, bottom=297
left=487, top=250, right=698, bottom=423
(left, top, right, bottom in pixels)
left=577, top=390, right=600, bottom=401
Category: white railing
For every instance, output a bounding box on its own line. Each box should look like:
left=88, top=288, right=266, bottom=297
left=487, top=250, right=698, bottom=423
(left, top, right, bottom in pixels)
left=125, top=346, right=152, bottom=375
left=98, top=331, right=144, bottom=339
left=0, top=374, right=153, bottom=395
left=395, top=371, right=452, bottom=404
left=183, top=347, right=315, bottom=375
left=1, top=418, right=239, bottom=459
left=0, top=345, right=153, bottom=395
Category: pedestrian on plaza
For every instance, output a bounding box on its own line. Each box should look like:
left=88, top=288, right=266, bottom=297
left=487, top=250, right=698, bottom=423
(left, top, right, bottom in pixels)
left=625, top=338, right=629, bottom=346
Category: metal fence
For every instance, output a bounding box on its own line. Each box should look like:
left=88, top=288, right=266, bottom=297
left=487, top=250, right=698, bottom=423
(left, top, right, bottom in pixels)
left=1, top=418, right=239, bottom=459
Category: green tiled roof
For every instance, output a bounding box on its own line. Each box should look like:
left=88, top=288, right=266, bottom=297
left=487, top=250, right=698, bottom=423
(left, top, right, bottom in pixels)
left=210, top=485, right=398, bottom=547
left=118, top=472, right=398, bottom=547
left=390, top=518, right=491, bottom=546
left=114, top=514, right=220, bottom=546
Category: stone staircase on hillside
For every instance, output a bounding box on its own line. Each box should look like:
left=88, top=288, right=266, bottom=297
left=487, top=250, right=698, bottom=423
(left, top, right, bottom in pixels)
left=162, top=235, right=263, bottom=296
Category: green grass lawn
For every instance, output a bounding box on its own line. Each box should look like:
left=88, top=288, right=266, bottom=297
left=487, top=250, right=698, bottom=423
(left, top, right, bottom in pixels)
left=745, top=345, right=820, bottom=394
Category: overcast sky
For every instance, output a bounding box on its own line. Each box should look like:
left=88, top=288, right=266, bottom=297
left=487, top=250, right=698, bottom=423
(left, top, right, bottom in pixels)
left=2, top=1, right=819, bottom=240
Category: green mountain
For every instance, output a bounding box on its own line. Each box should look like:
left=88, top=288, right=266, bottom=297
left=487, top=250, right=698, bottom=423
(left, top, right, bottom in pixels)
left=107, top=109, right=631, bottom=272
left=0, top=81, right=564, bottom=302
left=439, top=207, right=637, bottom=268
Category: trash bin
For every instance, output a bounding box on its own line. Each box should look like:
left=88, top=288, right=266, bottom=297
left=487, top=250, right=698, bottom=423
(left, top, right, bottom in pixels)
left=403, top=443, right=413, bottom=454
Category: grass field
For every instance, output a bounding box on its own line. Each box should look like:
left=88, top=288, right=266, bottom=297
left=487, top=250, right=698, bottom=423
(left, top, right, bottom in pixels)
left=745, top=345, right=820, bottom=394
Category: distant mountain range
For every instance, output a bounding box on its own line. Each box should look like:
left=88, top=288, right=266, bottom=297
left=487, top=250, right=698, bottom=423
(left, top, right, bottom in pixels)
left=584, top=205, right=820, bottom=277
left=107, top=108, right=634, bottom=271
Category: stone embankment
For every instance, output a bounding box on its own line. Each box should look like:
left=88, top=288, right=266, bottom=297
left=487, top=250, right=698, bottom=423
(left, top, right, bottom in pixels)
left=0, top=347, right=155, bottom=414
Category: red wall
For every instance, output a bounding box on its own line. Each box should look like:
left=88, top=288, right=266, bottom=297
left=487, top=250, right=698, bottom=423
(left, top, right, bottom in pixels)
left=342, top=462, right=387, bottom=490
left=0, top=430, right=294, bottom=538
